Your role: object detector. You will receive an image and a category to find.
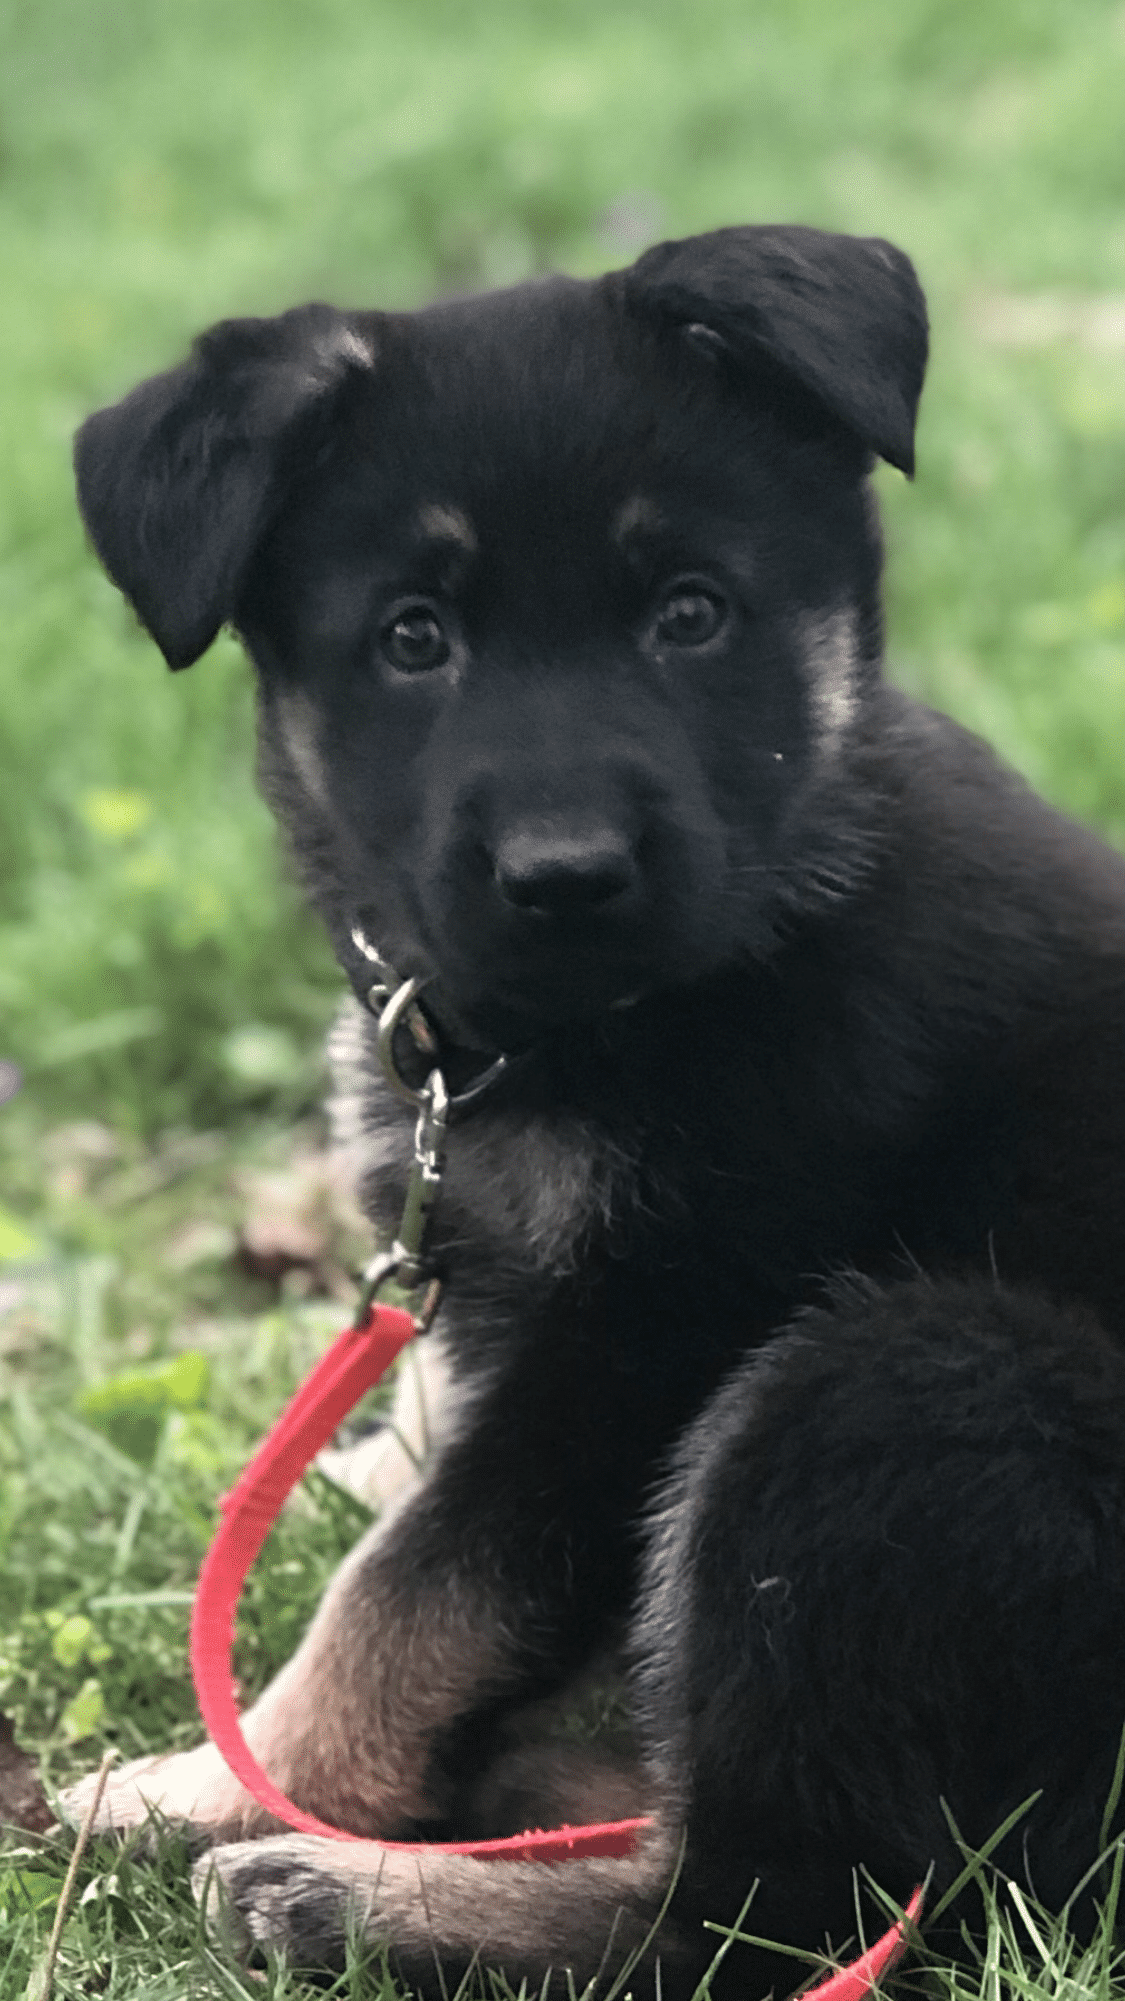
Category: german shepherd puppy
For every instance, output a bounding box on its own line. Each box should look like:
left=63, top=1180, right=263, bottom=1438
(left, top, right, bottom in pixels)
left=67, top=226, right=1125, bottom=1996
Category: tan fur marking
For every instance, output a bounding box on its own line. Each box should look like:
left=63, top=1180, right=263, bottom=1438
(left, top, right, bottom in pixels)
left=297, top=324, right=375, bottom=396
left=318, top=1330, right=455, bottom=1508
left=416, top=503, right=478, bottom=554
left=62, top=1489, right=514, bottom=1841
left=250, top=1533, right=513, bottom=1832
left=330, top=326, right=375, bottom=369
left=275, top=688, right=332, bottom=810
left=801, top=606, right=860, bottom=754
left=611, top=494, right=663, bottom=547
left=197, top=1822, right=678, bottom=1987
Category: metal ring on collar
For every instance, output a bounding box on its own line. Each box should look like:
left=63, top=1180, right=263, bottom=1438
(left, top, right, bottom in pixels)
left=376, top=974, right=510, bottom=1111
left=376, top=977, right=435, bottom=1104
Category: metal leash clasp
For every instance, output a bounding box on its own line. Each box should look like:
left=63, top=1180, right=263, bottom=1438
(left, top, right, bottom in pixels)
left=349, top=931, right=510, bottom=1332
left=354, top=1066, right=448, bottom=1330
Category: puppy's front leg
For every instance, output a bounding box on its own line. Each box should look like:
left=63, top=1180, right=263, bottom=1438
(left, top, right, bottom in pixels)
left=62, top=1472, right=519, bottom=1841
left=65, top=1296, right=657, bottom=1844
left=197, top=1825, right=681, bottom=1993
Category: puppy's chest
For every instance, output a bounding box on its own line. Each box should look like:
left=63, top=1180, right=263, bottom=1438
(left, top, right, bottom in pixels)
left=366, top=1068, right=1008, bottom=1308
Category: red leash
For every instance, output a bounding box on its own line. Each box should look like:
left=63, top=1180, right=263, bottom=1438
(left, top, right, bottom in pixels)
left=189, top=1303, right=922, bottom=1980
left=190, top=1302, right=645, bottom=1859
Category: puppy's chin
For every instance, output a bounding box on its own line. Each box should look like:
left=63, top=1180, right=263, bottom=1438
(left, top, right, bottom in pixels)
left=430, top=968, right=656, bottom=1054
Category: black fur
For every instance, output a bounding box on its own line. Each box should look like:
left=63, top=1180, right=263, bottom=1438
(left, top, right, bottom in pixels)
left=74, top=225, right=1125, bottom=1993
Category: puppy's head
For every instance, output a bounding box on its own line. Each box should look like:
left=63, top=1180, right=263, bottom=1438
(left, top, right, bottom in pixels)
left=75, top=226, right=927, bottom=1048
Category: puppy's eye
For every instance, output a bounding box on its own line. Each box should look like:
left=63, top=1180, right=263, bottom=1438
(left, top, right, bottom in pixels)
left=381, top=605, right=450, bottom=674
left=653, top=586, right=727, bottom=649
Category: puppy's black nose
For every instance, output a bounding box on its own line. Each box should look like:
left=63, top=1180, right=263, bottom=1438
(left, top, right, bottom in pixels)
left=493, top=830, right=637, bottom=917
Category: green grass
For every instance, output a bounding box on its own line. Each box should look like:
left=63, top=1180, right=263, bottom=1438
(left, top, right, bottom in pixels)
left=0, top=1112, right=389, bottom=1997
left=3, top=0, right=1125, bottom=1991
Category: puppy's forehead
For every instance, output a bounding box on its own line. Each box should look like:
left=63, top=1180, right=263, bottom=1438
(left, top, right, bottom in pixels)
left=310, top=277, right=801, bottom=566
left=375, top=279, right=672, bottom=474
left=408, top=271, right=601, bottom=368
left=355, top=291, right=725, bottom=537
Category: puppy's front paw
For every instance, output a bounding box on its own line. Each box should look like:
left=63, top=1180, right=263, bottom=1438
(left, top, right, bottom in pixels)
left=194, top=1834, right=390, bottom=1968
left=59, top=1740, right=280, bottom=1843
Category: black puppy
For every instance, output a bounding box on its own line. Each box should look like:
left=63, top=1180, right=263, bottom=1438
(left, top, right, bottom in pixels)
left=67, top=226, right=1125, bottom=1995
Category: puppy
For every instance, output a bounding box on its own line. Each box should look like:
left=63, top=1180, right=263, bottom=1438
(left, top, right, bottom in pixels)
left=67, top=226, right=1125, bottom=1995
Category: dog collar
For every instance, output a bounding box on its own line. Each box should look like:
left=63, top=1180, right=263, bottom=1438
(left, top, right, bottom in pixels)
left=350, top=925, right=513, bottom=1107
left=189, top=1300, right=922, bottom=1988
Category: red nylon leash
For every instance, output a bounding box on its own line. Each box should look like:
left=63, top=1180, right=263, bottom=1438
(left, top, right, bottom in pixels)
left=189, top=1302, right=647, bottom=1859
left=189, top=1303, right=922, bottom=1979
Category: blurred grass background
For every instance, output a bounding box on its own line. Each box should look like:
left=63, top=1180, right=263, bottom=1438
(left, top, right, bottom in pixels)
left=2, top=0, right=1125, bottom=1135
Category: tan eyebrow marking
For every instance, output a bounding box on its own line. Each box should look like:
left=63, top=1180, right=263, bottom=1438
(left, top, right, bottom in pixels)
left=412, top=504, right=479, bottom=594
left=611, top=495, right=664, bottom=547
left=414, top=504, right=480, bottom=588
left=416, top=504, right=478, bottom=554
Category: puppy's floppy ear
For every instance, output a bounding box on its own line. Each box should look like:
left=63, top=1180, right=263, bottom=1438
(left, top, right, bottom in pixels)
left=623, top=225, right=928, bottom=475
left=74, top=304, right=375, bottom=668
